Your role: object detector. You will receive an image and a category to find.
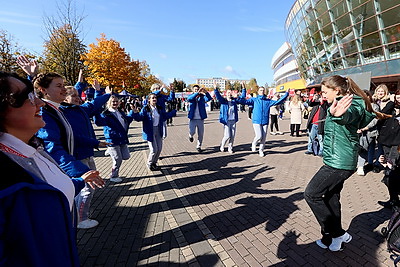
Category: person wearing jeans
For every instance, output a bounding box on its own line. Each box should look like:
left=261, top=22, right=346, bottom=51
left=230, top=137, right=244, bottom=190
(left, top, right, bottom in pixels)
left=304, top=75, right=376, bottom=252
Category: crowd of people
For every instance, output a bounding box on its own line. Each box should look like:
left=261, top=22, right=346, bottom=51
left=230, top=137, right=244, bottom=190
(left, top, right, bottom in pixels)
left=1, top=54, right=400, bottom=265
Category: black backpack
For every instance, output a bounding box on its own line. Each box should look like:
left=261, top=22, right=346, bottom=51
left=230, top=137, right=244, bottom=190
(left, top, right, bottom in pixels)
left=382, top=207, right=400, bottom=265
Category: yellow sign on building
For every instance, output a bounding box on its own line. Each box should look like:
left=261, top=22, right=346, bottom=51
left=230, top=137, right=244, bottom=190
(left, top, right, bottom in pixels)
left=276, top=79, right=306, bottom=92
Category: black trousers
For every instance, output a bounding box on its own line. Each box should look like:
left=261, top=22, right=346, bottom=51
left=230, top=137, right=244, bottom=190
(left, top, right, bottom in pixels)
left=304, top=165, right=354, bottom=238
left=270, top=115, right=279, bottom=132
left=290, top=124, right=300, bottom=136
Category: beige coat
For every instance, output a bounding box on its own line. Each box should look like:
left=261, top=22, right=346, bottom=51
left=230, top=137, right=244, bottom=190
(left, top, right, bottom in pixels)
left=288, top=101, right=305, bottom=124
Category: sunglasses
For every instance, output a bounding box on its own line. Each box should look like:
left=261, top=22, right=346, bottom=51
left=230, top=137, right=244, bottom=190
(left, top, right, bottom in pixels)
left=8, top=86, right=39, bottom=108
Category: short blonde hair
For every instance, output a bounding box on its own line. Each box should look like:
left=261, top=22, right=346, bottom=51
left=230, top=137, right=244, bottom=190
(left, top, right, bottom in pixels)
left=150, top=83, right=161, bottom=91
left=106, top=95, right=120, bottom=109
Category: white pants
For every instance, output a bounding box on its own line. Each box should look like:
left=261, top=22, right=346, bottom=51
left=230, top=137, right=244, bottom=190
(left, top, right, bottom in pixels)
left=252, top=124, right=268, bottom=151
left=189, top=119, right=204, bottom=148
left=75, top=157, right=96, bottom=222
left=221, top=120, right=236, bottom=149
left=107, top=144, right=130, bottom=178
left=148, top=125, right=163, bottom=166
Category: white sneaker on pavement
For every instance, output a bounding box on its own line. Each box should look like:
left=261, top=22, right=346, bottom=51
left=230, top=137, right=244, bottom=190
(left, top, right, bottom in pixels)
left=316, top=239, right=328, bottom=249
left=220, top=145, right=224, bottom=152
left=77, top=219, right=99, bottom=229
left=271, top=132, right=277, bottom=135
left=251, top=143, right=256, bottom=152
left=110, top=177, right=122, bottom=183
left=259, top=150, right=264, bottom=157
left=276, top=131, right=283, bottom=135
left=357, top=167, right=365, bottom=176
left=329, top=232, right=352, bottom=251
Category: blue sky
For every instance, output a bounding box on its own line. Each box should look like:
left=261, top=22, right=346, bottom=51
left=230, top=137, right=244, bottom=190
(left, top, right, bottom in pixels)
left=1, top=0, right=294, bottom=86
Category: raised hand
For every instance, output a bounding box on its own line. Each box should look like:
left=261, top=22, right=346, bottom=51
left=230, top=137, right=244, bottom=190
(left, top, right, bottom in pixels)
left=213, top=81, right=218, bottom=89
left=92, top=79, right=101, bottom=91
left=330, top=94, right=353, bottom=117
left=17, top=55, right=39, bottom=77
left=78, top=69, right=84, bottom=82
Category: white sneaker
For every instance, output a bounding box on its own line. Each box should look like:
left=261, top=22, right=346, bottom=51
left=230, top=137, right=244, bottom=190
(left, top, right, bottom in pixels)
left=259, top=151, right=264, bottom=157
left=251, top=143, right=256, bottom=152
left=276, top=131, right=283, bottom=135
left=220, top=146, right=224, bottom=152
left=357, top=167, right=365, bottom=176
left=228, top=148, right=233, bottom=154
left=77, top=219, right=99, bottom=229
left=316, top=239, right=328, bottom=249
left=271, top=132, right=277, bottom=135
left=110, top=177, right=122, bottom=183
left=329, top=232, right=352, bottom=251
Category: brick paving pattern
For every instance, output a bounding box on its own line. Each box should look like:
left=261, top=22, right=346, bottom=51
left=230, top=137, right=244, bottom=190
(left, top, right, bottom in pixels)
left=77, top=110, right=394, bottom=266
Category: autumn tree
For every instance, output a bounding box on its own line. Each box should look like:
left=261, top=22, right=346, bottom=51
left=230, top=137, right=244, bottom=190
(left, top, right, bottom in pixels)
left=42, top=0, right=86, bottom=85
left=247, top=78, right=259, bottom=94
left=232, top=81, right=241, bottom=91
left=138, top=60, right=162, bottom=95
left=225, top=80, right=232, bottom=90
left=82, top=33, right=137, bottom=92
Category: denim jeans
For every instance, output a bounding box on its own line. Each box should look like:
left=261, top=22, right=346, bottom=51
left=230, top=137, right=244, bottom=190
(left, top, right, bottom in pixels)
left=304, top=165, right=354, bottom=238
left=307, top=124, right=323, bottom=155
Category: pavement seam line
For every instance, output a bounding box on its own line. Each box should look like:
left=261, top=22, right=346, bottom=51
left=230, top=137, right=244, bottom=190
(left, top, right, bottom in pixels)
left=142, top=151, right=198, bottom=265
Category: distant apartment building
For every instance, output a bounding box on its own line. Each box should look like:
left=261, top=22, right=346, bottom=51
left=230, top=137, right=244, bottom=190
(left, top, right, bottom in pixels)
left=196, top=78, right=250, bottom=90
left=271, top=42, right=306, bottom=93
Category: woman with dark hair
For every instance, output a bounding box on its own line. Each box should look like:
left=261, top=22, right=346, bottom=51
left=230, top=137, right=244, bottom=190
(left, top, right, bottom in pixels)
left=0, top=72, right=102, bottom=266
left=132, top=93, right=176, bottom=171
left=304, top=75, right=377, bottom=252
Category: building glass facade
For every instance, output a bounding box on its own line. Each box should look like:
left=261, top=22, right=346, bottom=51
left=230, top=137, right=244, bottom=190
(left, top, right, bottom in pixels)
left=285, top=0, right=400, bottom=87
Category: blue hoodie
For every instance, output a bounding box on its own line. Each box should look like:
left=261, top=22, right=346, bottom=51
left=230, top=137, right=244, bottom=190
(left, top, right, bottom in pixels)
left=187, top=92, right=212, bottom=120
left=214, top=89, right=239, bottom=124
left=237, top=89, right=288, bottom=125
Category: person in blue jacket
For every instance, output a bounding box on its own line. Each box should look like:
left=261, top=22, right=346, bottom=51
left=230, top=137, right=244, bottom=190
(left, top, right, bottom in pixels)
left=94, top=95, right=135, bottom=182
left=237, top=85, right=289, bottom=157
left=0, top=71, right=103, bottom=266
left=63, top=80, right=111, bottom=229
left=132, top=93, right=176, bottom=171
left=187, top=85, right=212, bottom=152
left=214, top=84, right=239, bottom=153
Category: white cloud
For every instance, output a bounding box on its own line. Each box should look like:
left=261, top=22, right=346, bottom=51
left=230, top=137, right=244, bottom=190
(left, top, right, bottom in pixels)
left=224, top=65, right=241, bottom=77
left=159, top=53, right=167, bottom=59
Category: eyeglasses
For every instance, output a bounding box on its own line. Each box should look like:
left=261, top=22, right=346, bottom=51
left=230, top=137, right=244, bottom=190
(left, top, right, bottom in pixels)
left=8, top=86, right=39, bottom=108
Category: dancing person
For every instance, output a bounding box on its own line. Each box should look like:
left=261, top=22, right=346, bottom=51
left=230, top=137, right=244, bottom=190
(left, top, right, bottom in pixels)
left=187, top=85, right=212, bottom=152
left=237, top=85, right=288, bottom=157
left=270, top=92, right=283, bottom=135
left=132, top=93, right=176, bottom=170
left=18, top=56, right=105, bottom=229
left=94, top=95, right=135, bottom=183
left=304, top=75, right=377, bottom=252
left=288, top=94, right=305, bottom=137
left=62, top=80, right=112, bottom=228
left=0, top=71, right=104, bottom=266
left=214, top=84, right=239, bottom=153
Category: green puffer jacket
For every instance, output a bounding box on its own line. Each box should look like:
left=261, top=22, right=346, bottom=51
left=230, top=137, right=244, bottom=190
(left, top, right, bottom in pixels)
left=323, top=95, right=375, bottom=170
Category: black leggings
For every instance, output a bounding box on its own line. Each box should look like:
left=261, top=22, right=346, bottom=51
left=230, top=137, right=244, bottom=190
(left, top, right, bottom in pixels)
left=270, top=115, right=279, bottom=132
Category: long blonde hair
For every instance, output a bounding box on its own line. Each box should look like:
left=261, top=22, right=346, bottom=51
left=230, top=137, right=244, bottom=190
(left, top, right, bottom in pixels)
left=106, top=95, right=120, bottom=110
left=372, top=84, right=390, bottom=102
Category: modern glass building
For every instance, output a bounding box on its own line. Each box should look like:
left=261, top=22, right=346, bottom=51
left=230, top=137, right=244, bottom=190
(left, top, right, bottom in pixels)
left=285, top=0, right=400, bottom=90
left=271, top=42, right=306, bottom=92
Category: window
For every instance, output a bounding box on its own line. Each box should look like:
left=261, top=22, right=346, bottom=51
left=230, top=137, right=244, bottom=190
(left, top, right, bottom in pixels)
left=378, top=0, right=400, bottom=12
left=384, top=25, right=400, bottom=44
left=380, top=5, right=400, bottom=29
left=361, top=31, right=381, bottom=50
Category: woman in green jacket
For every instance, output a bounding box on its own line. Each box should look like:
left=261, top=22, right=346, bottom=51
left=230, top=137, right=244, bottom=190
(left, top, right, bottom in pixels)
left=304, top=75, right=376, bottom=252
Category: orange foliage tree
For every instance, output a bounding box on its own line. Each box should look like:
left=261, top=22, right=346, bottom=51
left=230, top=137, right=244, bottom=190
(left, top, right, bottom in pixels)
left=82, top=33, right=139, bottom=92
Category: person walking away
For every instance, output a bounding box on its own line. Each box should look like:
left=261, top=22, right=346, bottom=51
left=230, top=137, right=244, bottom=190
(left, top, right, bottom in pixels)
left=270, top=92, right=283, bottom=135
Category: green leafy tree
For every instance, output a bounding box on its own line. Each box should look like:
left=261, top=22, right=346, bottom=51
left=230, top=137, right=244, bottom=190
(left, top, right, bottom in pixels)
left=171, top=78, right=186, bottom=92
left=232, top=81, right=241, bottom=91
left=225, top=80, right=232, bottom=90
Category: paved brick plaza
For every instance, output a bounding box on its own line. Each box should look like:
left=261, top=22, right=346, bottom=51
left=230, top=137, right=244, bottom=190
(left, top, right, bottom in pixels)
left=77, top=110, right=394, bottom=266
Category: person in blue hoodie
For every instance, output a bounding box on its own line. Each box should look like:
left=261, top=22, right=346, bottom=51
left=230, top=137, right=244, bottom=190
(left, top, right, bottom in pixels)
left=94, top=95, right=135, bottom=183
left=132, top=93, right=176, bottom=171
left=63, top=79, right=111, bottom=229
left=0, top=71, right=103, bottom=266
left=237, top=85, right=289, bottom=157
left=187, top=85, right=212, bottom=152
left=214, top=84, right=239, bottom=153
